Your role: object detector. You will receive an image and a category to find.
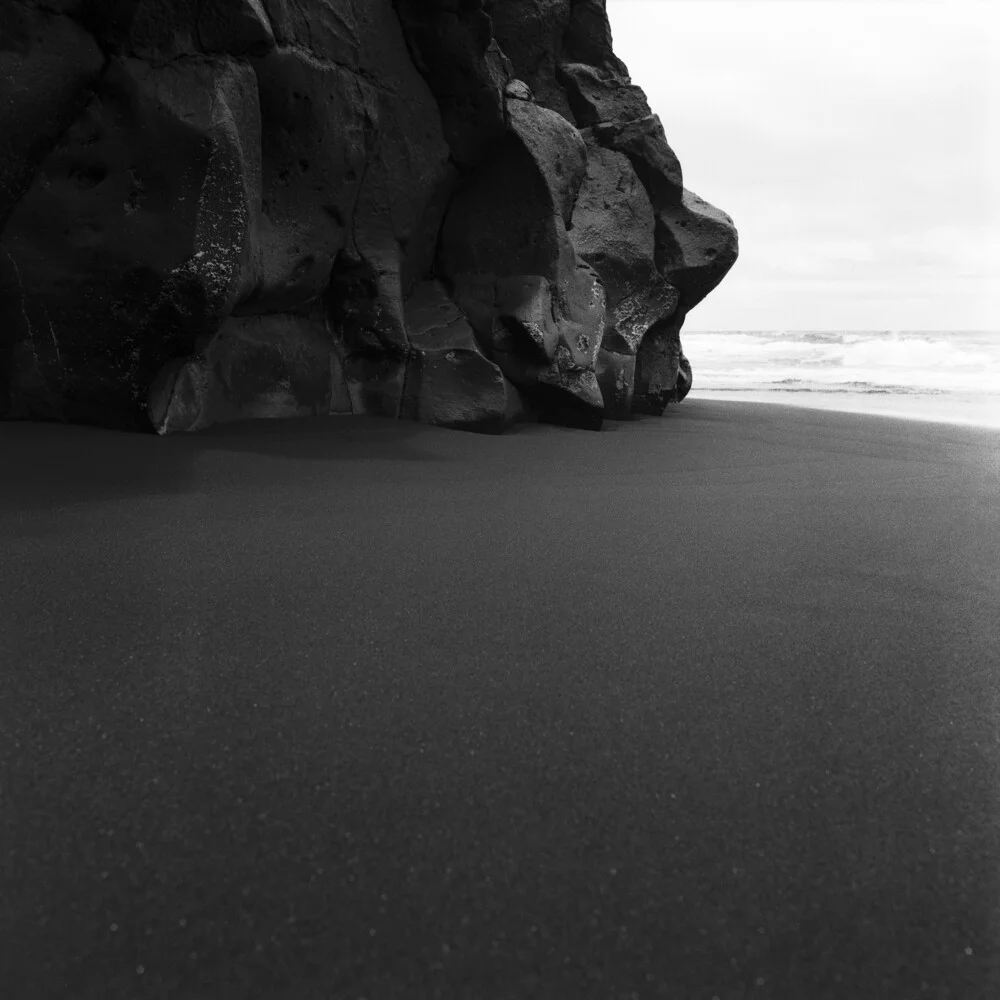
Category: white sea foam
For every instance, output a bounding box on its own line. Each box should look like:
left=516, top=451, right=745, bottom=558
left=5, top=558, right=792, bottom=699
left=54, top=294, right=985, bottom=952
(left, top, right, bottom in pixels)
left=682, top=330, right=1000, bottom=426
left=684, top=330, right=1000, bottom=392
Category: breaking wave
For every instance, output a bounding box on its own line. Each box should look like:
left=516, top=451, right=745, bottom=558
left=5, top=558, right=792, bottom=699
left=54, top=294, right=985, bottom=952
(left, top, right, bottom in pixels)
left=682, top=329, right=1000, bottom=396
left=711, top=381, right=948, bottom=396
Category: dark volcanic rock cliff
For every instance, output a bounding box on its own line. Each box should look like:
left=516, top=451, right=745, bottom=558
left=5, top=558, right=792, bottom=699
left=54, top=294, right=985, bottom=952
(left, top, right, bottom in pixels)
left=0, top=0, right=737, bottom=434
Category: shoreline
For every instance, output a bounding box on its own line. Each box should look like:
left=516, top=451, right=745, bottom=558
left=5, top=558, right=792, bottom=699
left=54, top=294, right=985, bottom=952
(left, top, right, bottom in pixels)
left=689, top=388, right=1000, bottom=430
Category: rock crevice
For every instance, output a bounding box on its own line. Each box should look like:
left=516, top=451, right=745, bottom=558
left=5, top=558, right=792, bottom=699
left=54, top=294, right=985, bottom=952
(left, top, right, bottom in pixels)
left=0, top=0, right=737, bottom=434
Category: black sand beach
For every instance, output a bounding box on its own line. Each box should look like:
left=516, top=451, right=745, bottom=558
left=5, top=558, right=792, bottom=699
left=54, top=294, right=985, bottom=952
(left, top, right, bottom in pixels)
left=2, top=400, right=998, bottom=999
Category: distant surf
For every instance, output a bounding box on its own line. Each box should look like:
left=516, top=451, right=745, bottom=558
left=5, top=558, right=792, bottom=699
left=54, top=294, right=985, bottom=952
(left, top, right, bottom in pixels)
left=682, top=330, right=1000, bottom=427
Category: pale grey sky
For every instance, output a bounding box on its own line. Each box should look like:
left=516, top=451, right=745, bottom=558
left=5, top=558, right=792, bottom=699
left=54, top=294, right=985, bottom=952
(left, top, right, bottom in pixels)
left=607, top=0, right=998, bottom=330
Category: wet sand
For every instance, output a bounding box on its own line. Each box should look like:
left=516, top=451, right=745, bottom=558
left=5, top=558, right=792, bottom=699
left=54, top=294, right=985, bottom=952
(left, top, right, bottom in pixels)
left=2, top=400, right=998, bottom=999
left=688, top=388, right=1000, bottom=431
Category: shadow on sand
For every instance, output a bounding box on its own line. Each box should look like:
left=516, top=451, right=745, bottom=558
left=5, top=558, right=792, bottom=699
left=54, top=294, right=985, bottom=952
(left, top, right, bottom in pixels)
left=0, top=414, right=455, bottom=514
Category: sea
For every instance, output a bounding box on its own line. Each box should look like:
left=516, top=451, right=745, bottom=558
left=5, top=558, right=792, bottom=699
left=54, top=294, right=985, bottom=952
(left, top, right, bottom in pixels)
left=682, top=330, right=1000, bottom=429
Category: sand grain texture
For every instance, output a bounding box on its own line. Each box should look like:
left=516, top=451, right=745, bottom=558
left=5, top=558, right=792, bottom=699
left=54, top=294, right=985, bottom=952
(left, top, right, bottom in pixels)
left=1, top=401, right=998, bottom=999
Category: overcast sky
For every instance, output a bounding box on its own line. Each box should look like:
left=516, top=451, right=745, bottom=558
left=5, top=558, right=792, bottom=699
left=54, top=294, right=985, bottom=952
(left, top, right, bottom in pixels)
left=607, top=0, right=998, bottom=330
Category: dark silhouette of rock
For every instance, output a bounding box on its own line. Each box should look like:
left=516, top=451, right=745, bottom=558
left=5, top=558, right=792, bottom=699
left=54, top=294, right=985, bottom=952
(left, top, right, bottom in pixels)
left=399, top=280, right=522, bottom=432
left=439, top=99, right=606, bottom=430
left=2, top=53, right=260, bottom=427
left=394, top=0, right=511, bottom=166
left=148, top=311, right=335, bottom=433
left=0, top=3, right=105, bottom=229
left=571, top=135, right=678, bottom=418
left=0, top=0, right=737, bottom=435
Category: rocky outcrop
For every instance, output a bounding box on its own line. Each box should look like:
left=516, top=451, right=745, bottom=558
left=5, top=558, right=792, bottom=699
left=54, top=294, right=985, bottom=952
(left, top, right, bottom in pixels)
left=0, top=0, right=737, bottom=435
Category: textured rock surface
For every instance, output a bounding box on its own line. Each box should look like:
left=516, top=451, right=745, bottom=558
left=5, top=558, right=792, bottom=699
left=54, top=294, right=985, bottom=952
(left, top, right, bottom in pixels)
left=0, top=0, right=737, bottom=434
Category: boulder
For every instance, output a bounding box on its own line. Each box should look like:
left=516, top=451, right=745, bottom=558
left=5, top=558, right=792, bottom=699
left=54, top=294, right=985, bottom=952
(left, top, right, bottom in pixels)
left=570, top=136, right=679, bottom=417
left=146, top=0, right=453, bottom=424
left=557, top=61, right=651, bottom=127
left=240, top=49, right=370, bottom=316
left=0, top=53, right=261, bottom=427
left=0, top=3, right=104, bottom=228
left=556, top=0, right=649, bottom=126
left=394, top=0, right=512, bottom=165
left=588, top=115, right=684, bottom=208
left=399, top=280, right=518, bottom=433
left=95, top=0, right=275, bottom=60
left=147, top=312, right=334, bottom=434
left=250, top=0, right=452, bottom=420
left=506, top=97, right=587, bottom=226
left=562, top=0, right=629, bottom=73
left=0, top=0, right=738, bottom=435
left=440, top=98, right=606, bottom=430
left=655, top=189, right=740, bottom=313
left=633, top=311, right=686, bottom=416
left=490, top=0, right=575, bottom=121
left=676, top=352, right=693, bottom=402
left=198, top=0, right=275, bottom=55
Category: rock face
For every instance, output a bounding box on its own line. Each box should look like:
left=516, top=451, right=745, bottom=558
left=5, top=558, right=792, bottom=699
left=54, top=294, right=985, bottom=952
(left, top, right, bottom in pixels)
left=0, top=0, right=737, bottom=434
